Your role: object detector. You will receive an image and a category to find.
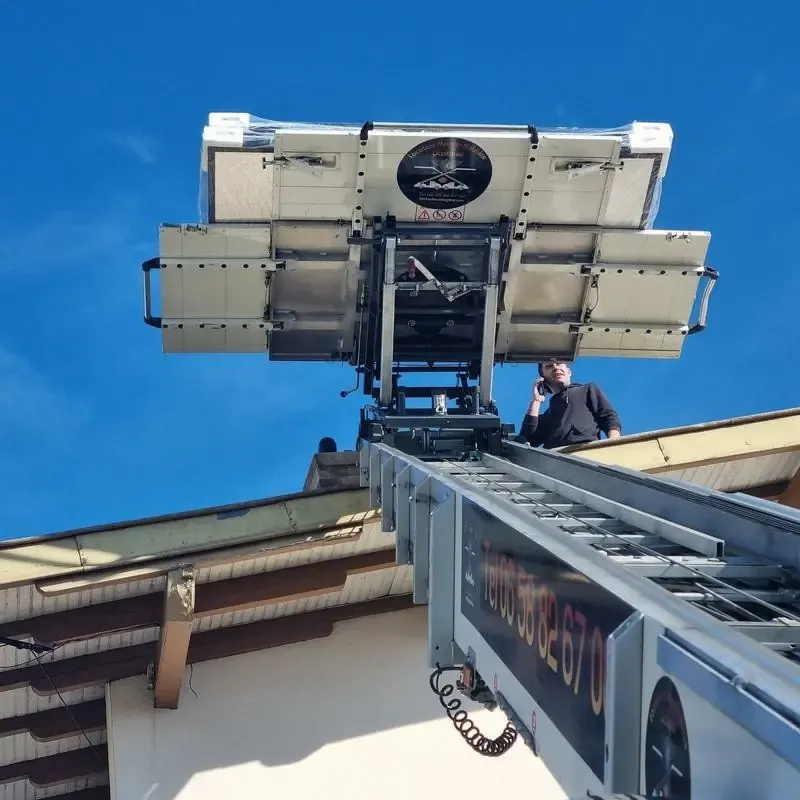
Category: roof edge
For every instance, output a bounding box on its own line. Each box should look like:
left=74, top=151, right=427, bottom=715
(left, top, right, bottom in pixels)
left=0, top=484, right=366, bottom=552
left=0, top=487, right=374, bottom=590
left=562, top=406, right=800, bottom=474
left=563, top=406, right=800, bottom=453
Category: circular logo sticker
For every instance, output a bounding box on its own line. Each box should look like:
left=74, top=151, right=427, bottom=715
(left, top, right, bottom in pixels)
left=645, top=676, right=691, bottom=800
left=396, top=137, right=492, bottom=210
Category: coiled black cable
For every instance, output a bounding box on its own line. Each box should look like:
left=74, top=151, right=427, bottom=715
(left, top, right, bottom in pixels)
left=429, top=664, right=518, bottom=756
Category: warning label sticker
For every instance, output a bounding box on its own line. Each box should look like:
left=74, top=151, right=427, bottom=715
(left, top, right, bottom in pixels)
left=398, top=137, right=492, bottom=210
left=415, top=206, right=465, bottom=223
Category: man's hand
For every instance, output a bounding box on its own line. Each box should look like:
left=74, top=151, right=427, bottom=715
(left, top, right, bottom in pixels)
left=608, top=429, right=621, bottom=440
left=526, top=379, right=546, bottom=416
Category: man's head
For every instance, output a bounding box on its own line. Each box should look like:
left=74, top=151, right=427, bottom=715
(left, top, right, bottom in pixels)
left=538, top=360, right=572, bottom=392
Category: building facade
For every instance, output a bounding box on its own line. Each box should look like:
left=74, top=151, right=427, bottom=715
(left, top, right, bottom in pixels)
left=0, top=408, right=797, bottom=799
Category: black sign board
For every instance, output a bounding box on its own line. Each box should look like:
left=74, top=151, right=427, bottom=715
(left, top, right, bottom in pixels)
left=396, top=137, right=492, bottom=210
left=460, top=499, right=634, bottom=783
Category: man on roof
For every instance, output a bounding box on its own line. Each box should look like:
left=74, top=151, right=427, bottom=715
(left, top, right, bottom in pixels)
left=520, top=360, right=622, bottom=449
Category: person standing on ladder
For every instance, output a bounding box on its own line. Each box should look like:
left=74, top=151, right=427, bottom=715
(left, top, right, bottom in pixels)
left=520, top=360, right=622, bottom=449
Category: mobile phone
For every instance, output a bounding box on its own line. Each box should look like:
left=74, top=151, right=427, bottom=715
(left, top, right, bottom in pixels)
left=537, top=378, right=551, bottom=396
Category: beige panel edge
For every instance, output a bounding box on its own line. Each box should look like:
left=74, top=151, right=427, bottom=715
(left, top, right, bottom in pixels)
left=35, top=517, right=382, bottom=596
left=3, top=489, right=373, bottom=591
left=658, top=417, right=800, bottom=468
left=573, top=439, right=668, bottom=471
left=569, top=407, right=800, bottom=450
left=0, top=538, right=84, bottom=589
left=76, top=488, right=372, bottom=570
left=573, top=416, right=800, bottom=472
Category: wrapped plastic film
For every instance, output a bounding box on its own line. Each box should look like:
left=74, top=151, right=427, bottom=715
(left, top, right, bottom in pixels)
left=540, top=121, right=671, bottom=228
left=199, top=113, right=356, bottom=222
left=199, top=114, right=673, bottom=229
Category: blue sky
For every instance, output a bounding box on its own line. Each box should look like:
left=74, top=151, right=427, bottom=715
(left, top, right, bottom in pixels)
left=0, top=2, right=797, bottom=539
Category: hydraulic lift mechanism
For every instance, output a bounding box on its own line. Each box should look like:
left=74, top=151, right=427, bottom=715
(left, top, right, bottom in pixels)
left=142, top=115, right=718, bottom=456
left=139, top=114, right=800, bottom=798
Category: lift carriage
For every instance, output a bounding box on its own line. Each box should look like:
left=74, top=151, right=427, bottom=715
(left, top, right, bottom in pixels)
left=143, top=115, right=717, bottom=455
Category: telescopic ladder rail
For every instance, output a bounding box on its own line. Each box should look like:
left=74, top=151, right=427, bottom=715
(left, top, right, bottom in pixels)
left=438, top=450, right=800, bottom=650
left=362, top=440, right=800, bottom=799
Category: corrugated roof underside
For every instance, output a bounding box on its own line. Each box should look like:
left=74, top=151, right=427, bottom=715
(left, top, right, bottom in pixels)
left=665, top=451, right=800, bottom=491
left=0, top=727, right=107, bottom=772
left=0, top=576, right=167, bottom=626
left=0, top=523, right=393, bottom=625
left=194, top=565, right=412, bottom=634
left=5, top=775, right=109, bottom=800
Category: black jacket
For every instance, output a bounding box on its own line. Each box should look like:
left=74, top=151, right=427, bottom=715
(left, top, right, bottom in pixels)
left=520, top=382, right=622, bottom=449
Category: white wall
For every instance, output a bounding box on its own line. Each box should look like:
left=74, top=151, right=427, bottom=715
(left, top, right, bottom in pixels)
left=107, top=608, right=566, bottom=800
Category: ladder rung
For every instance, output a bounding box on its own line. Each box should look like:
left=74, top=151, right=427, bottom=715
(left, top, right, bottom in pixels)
left=673, top=589, right=794, bottom=604
left=399, top=451, right=800, bottom=668
left=463, top=479, right=530, bottom=489
left=439, top=466, right=500, bottom=475
left=551, top=517, right=628, bottom=530
left=573, top=532, right=660, bottom=547
left=727, top=621, right=800, bottom=646
left=527, top=503, right=600, bottom=517
left=491, top=488, right=554, bottom=497
left=614, top=556, right=782, bottom=580
left=763, top=643, right=798, bottom=653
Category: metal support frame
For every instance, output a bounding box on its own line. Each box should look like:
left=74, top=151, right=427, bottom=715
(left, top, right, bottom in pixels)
left=369, top=217, right=510, bottom=413
left=394, top=465, right=412, bottom=564
left=378, top=235, right=397, bottom=407
left=593, top=140, right=622, bottom=226
left=358, top=220, right=515, bottom=458
left=382, top=414, right=500, bottom=430
left=380, top=452, right=396, bottom=534
left=368, top=441, right=800, bottom=677
left=411, top=476, right=433, bottom=603
left=428, top=492, right=457, bottom=665
left=605, top=612, right=644, bottom=793
left=479, top=236, right=501, bottom=409
left=476, top=452, right=726, bottom=558
left=340, top=130, right=370, bottom=363
left=657, top=631, right=800, bottom=774
left=502, top=441, right=800, bottom=567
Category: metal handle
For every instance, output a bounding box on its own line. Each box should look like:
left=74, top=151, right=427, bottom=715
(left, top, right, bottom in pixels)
left=687, top=266, right=719, bottom=335
left=142, top=258, right=162, bottom=328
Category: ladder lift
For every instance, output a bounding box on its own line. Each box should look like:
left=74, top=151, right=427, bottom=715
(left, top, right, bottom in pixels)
left=364, top=439, right=800, bottom=799
left=139, top=114, right=800, bottom=798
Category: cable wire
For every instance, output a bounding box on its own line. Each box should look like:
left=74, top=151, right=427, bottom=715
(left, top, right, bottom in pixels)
left=0, top=642, right=67, bottom=671
left=33, top=652, right=105, bottom=763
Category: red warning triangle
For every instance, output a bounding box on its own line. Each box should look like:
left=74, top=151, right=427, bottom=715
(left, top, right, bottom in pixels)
left=417, top=209, right=431, bottom=220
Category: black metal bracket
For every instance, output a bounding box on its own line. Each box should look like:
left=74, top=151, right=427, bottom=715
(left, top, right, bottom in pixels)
left=0, top=636, right=53, bottom=654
